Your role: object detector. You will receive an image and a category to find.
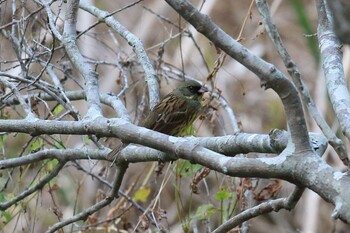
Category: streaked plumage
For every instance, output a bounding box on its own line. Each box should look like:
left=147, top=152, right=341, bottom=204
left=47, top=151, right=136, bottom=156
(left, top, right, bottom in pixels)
left=141, top=80, right=208, bottom=136
left=108, top=80, right=208, bottom=160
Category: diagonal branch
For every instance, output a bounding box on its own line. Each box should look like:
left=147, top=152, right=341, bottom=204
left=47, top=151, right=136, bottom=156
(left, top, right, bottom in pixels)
left=79, top=0, right=160, bottom=109
left=255, top=0, right=349, bottom=166
left=46, top=162, right=128, bottom=233
left=163, top=0, right=311, bottom=153
left=0, top=76, right=36, bottom=119
left=40, top=0, right=103, bottom=118
left=0, top=161, right=66, bottom=210
left=317, top=0, right=350, bottom=144
left=63, top=0, right=102, bottom=118
left=212, top=186, right=305, bottom=233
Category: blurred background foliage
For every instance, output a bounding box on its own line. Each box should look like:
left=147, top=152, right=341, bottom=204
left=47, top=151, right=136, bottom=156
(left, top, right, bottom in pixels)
left=0, top=0, right=350, bottom=232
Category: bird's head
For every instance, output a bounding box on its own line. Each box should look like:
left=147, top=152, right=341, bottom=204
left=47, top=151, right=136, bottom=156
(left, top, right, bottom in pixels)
left=175, top=80, right=209, bottom=100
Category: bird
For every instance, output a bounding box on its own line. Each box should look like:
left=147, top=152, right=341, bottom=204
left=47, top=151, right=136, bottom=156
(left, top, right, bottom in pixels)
left=108, top=80, right=209, bottom=169
left=140, top=79, right=208, bottom=137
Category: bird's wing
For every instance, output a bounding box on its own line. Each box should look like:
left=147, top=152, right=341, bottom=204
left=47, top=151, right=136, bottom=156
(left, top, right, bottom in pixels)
left=152, top=95, right=196, bottom=135
left=141, top=93, right=200, bottom=135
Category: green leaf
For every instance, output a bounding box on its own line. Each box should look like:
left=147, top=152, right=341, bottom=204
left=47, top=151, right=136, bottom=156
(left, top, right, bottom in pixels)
left=0, top=210, right=12, bottom=224
left=54, top=141, right=65, bottom=149
left=52, top=105, right=64, bottom=115
left=0, top=192, right=6, bottom=202
left=215, top=188, right=232, bottom=201
left=183, top=125, right=196, bottom=136
left=84, top=136, right=90, bottom=145
left=30, top=138, right=42, bottom=152
left=0, top=135, right=7, bottom=151
left=133, top=186, right=151, bottom=203
left=46, top=159, right=59, bottom=172
left=176, top=160, right=203, bottom=177
left=193, top=204, right=218, bottom=220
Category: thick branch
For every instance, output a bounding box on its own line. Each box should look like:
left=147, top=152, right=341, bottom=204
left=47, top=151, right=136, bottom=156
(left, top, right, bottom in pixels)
left=0, top=131, right=327, bottom=170
left=0, top=118, right=326, bottom=157
left=0, top=117, right=348, bottom=222
left=0, top=118, right=298, bottom=181
left=317, top=0, right=350, bottom=142
left=164, top=0, right=311, bottom=152
left=256, top=0, right=348, bottom=166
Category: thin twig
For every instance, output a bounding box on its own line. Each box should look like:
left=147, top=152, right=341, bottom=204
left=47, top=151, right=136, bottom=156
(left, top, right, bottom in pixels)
left=0, top=76, right=36, bottom=118
left=46, top=163, right=128, bottom=233
left=0, top=162, right=66, bottom=210
left=212, top=186, right=305, bottom=233
left=79, top=0, right=160, bottom=109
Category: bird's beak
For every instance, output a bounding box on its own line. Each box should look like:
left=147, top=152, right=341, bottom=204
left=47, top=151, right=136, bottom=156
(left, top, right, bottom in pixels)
left=198, top=85, right=209, bottom=94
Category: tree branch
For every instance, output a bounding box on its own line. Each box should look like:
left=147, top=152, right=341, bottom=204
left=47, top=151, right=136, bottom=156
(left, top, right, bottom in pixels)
left=43, top=0, right=103, bottom=118
left=1, top=89, right=130, bottom=121
left=0, top=119, right=348, bottom=221
left=317, top=0, right=350, bottom=143
left=0, top=161, right=66, bottom=210
left=0, top=118, right=327, bottom=157
left=0, top=76, right=36, bottom=119
left=213, top=186, right=305, bottom=233
left=163, top=0, right=311, bottom=153
left=46, top=163, right=128, bottom=233
left=79, top=0, right=160, bottom=109
left=255, top=0, right=349, bottom=166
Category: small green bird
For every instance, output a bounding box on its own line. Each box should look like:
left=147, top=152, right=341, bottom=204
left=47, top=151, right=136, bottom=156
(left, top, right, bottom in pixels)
left=108, top=80, right=208, bottom=161
left=141, top=80, right=208, bottom=136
